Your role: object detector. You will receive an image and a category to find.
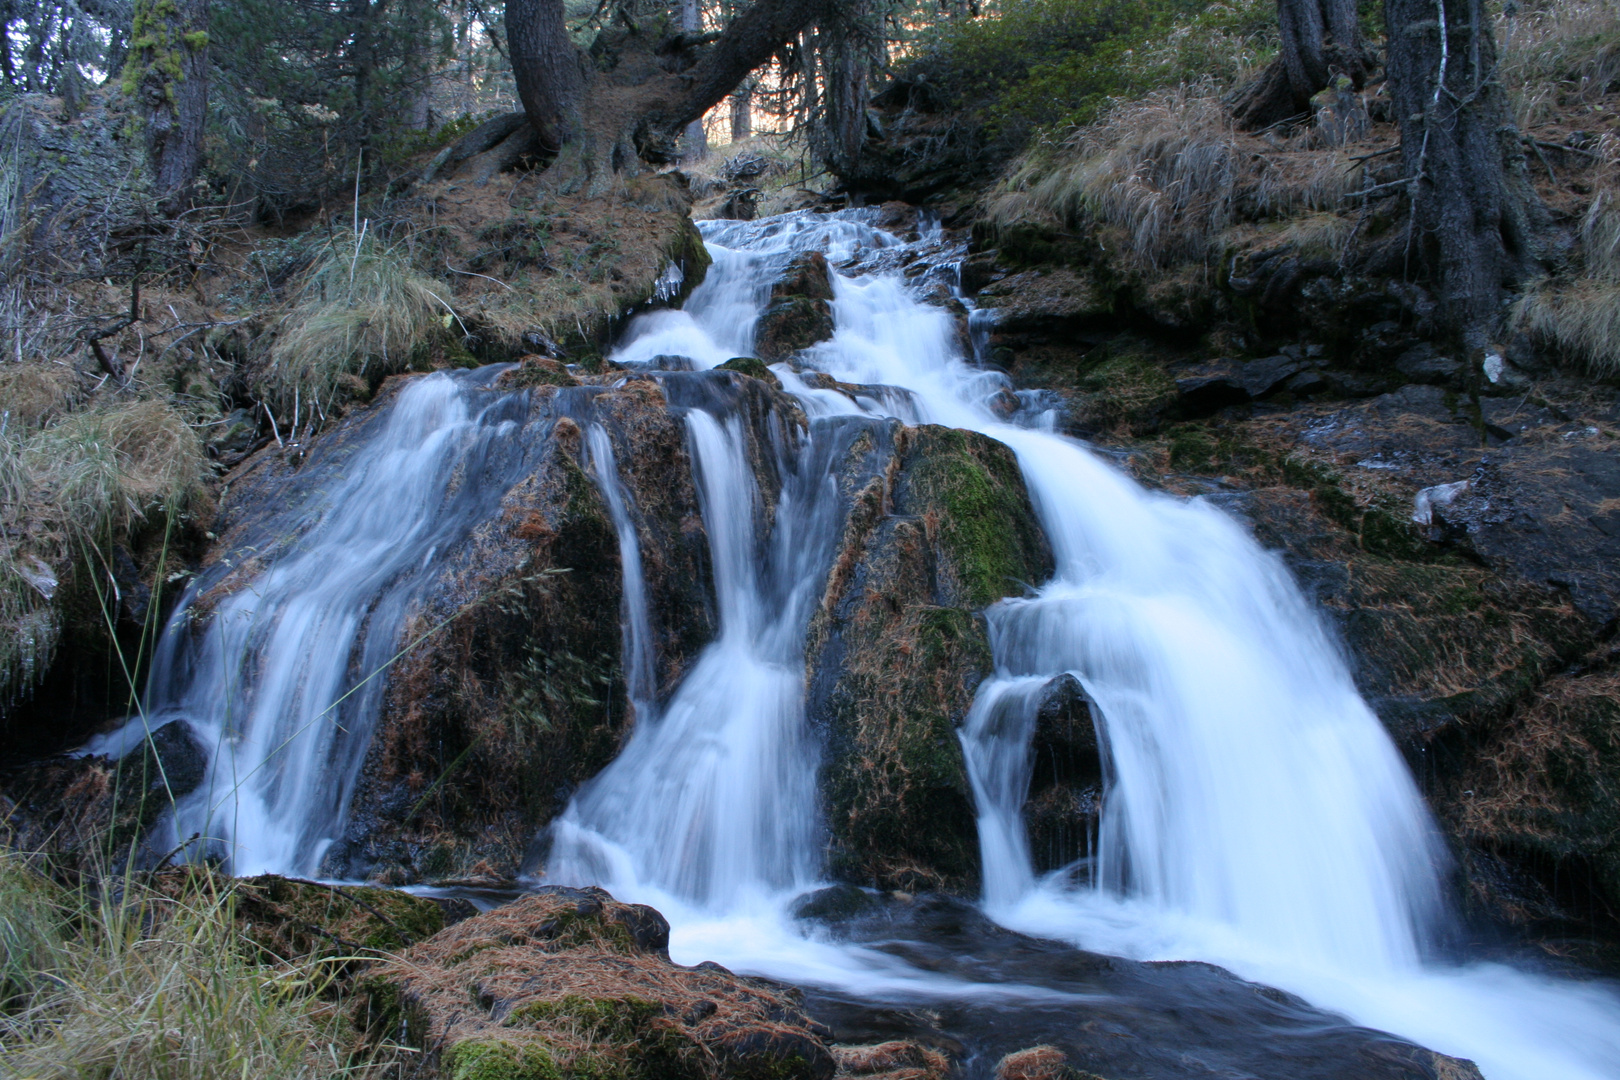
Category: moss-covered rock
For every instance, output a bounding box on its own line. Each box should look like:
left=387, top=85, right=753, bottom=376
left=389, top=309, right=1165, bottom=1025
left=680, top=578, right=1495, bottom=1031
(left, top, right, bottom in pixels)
left=357, top=887, right=835, bottom=1080
left=806, top=423, right=1051, bottom=892
left=229, top=873, right=452, bottom=964
left=718, top=356, right=782, bottom=388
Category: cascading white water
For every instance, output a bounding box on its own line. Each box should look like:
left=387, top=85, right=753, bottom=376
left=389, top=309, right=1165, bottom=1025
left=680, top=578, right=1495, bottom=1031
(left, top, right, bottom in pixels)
left=547, top=209, right=1620, bottom=1080
left=135, top=370, right=526, bottom=876
left=548, top=406, right=833, bottom=905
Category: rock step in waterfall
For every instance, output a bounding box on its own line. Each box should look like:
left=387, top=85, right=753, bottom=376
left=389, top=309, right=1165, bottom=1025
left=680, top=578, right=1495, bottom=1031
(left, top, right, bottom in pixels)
left=122, top=208, right=1620, bottom=1080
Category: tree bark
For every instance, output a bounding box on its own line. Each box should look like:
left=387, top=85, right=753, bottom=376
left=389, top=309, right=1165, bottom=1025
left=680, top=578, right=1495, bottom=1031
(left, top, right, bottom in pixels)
left=681, top=0, right=708, bottom=158
left=126, top=0, right=209, bottom=215
left=666, top=0, right=835, bottom=131
left=1385, top=0, right=1544, bottom=348
left=1231, top=0, right=1368, bottom=130
left=506, top=0, right=585, bottom=153
left=730, top=79, right=753, bottom=141
left=818, top=0, right=874, bottom=177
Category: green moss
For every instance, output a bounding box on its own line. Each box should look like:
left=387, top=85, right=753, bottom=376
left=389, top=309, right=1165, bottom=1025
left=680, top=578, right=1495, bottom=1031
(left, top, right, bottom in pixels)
left=717, top=356, right=780, bottom=386
left=1072, top=348, right=1177, bottom=434
left=903, top=427, right=1045, bottom=609
left=444, top=1038, right=562, bottom=1080
left=508, top=995, right=660, bottom=1036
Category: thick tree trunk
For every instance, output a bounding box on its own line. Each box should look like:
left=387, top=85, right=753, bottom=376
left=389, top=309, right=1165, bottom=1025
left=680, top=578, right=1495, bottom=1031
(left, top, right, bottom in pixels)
left=730, top=80, right=753, bottom=142
left=681, top=0, right=708, bottom=158
left=666, top=0, right=836, bottom=131
left=822, top=23, right=874, bottom=177
left=1231, top=0, right=1367, bottom=129
left=126, top=0, right=208, bottom=215
left=506, top=0, right=585, bottom=152
left=1385, top=0, right=1544, bottom=348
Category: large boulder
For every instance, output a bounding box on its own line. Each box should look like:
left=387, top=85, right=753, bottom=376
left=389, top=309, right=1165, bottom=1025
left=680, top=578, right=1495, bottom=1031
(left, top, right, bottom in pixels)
left=806, top=423, right=1052, bottom=892
left=756, top=252, right=837, bottom=360
left=356, top=886, right=837, bottom=1080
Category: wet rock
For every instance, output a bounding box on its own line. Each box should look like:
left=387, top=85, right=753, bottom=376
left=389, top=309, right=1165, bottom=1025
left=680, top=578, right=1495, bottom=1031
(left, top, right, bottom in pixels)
left=1393, top=345, right=1462, bottom=386
left=1431, top=441, right=1620, bottom=626
left=1173, top=359, right=1248, bottom=415
left=0, top=719, right=209, bottom=860
left=1237, top=354, right=1304, bottom=398
left=792, top=884, right=885, bottom=923
left=975, top=267, right=1113, bottom=343
left=800, top=892, right=1486, bottom=1080
left=718, top=356, right=783, bottom=388
left=1025, top=676, right=1103, bottom=873
left=757, top=253, right=837, bottom=360
left=117, top=719, right=209, bottom=802
left=807, top=423, right=1052, bottom=892
left=357, top=887, right=836, bottom=1080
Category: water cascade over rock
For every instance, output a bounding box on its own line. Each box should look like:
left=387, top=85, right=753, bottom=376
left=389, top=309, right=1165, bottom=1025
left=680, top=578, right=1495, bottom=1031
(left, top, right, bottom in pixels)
left=117, top=208, right=1620, bottom=1079
left=543, top=211, right=1620, bottom=1080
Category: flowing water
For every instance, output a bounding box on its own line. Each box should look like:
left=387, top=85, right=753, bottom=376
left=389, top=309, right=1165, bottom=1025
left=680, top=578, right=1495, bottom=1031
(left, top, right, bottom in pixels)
left=544, top=210, right=1620, bottom=1079
left=122, top=365, right=530, bottom=876
left=118, top=208, right=1620, bottom=1077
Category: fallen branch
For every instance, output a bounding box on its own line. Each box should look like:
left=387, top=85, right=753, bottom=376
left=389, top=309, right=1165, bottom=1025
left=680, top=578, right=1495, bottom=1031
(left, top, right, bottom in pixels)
left=83, top=269, right=142, bottom=385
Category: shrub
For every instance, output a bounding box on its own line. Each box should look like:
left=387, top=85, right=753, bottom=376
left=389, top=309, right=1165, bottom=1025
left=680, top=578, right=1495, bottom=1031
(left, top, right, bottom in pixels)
left=900, top=0, right=1275, bottom=138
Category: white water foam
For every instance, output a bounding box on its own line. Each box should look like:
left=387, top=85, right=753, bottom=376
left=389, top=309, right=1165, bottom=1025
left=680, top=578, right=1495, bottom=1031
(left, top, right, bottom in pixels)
left=543, top=209, right=1620, bottom=1079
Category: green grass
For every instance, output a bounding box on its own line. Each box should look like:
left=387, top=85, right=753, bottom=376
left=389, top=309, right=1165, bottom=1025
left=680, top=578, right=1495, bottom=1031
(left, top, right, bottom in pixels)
left=0, top=856, right=401, bottom=1079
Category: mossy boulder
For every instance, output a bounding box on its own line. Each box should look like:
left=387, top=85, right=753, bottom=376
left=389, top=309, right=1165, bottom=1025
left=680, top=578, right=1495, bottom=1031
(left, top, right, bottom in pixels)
left=230, top=873, right=455, bottom=964
left=356, top=886, right=836, bottom=1080
left=1440, top=665, right=1620, bottom=936
left=718, top=356, right=782, bottom=388
left=805, top=422, right=1052, bottom=892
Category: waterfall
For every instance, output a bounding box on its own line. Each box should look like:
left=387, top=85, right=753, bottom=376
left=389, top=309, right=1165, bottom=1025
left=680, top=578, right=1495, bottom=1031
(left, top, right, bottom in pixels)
left=136, top=368, right=528, bottom=876
left=548, top=209, right=1620, bottom=1080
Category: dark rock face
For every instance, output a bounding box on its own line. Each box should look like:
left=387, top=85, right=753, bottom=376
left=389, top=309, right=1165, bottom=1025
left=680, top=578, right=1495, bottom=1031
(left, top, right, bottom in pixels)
left=356, top=887, right=837, bottom=1080
left=800, top=893, right=1486, bottom=1080
left=1025, top=675, right=1103, bottom=874
left=756, top=252, right=837, bottom=360
left=0, top=719, right=209, bottom=860
left=806, top=424, right=1052, bottom=893
left=1137, top=378, right=1620, bottom=945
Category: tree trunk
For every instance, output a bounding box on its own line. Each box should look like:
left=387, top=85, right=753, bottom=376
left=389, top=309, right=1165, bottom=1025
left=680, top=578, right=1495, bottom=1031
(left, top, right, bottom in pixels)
left=1385, top=0, right=1545, bottom=348
left=681, top=0, right=708, bottom=158
left=730, top=79, right=753, bottom=141
left=1230, top=0, right=1368, bottom=130
left=822, top=26, right=874, bottom=177
left=126, top=0, right=209, bottom=215
left=506, top=0, right=585, bottom=153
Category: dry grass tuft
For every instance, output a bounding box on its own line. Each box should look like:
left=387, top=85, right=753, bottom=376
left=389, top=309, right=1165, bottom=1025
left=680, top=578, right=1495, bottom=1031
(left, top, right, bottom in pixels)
left=0, top=856, right=395, bottom=1079
left=1498, top=0, right=1620, bottom=127
left=0, top=397, right=208, bottom=706
left=1514, top=154, right=1620, bottom=375
left=0, top=365, right=74, bottom=428
left=261, top=225, right=455, bottom=414
left=987, top=85, right=1359, bottom=266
